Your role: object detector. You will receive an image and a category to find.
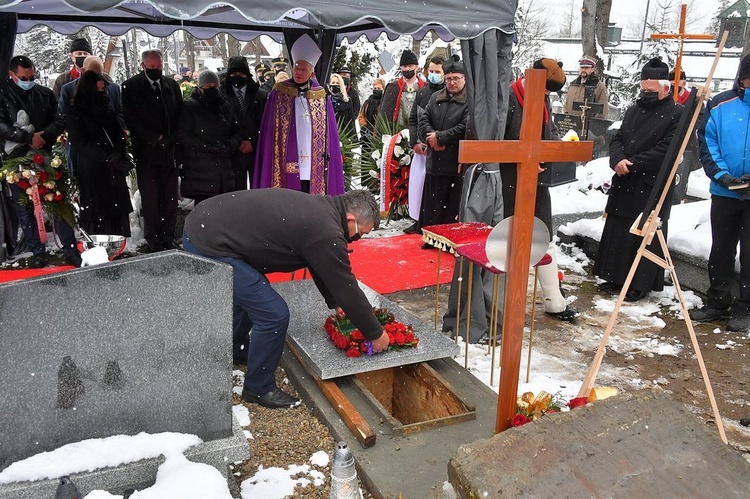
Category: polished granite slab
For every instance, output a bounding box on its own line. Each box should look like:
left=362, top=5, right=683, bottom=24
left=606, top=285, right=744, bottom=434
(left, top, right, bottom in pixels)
left=274, top=280, right=459, bottom=380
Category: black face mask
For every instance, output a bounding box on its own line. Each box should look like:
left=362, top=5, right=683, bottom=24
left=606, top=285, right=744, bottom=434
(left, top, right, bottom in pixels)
left=343, top=77, right=351, bottom=87
left=639, top=90, right=662, bottom=108
left=401, top=69, right=416, bottom=79
left=330, top=84, right=341, bottom=94
left=74, top=56, right=87, bottom=68
left=144, top=68, right=162, bottom=81
left=202, top=87, right=221, bottom=105
left=372, top=89, right=383, bottom=98
left=229, top=75, right=247, bottom=88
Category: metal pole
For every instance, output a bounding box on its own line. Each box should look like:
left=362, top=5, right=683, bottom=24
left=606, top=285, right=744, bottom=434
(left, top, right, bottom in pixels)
left=639, top=0, right=651, bottom=54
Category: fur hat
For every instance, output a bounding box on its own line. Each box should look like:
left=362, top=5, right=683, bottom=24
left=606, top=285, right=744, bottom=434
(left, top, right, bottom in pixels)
left=290, top=34, right=322, bottom=66
left=668, top=68, right=686, bottom=81
left=640, top=58, right=669, bottom=81
left=533, top=58, right=566, bottom=92
left=578, top=56, right=597, bottom=68
left=399, top=50, right=419, bottom=67
left=443, top=57, right=466, bottom=75
left=227, top=56, right=250, bottom=76
left=197, top=70, right=220, bottom=87
left=738, top=55, right=750, bottom=81
left=69, top=38, right=92, bottom=54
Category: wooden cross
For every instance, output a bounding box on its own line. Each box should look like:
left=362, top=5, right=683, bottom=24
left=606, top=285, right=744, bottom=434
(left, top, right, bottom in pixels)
left=651, top=3, right=714, bottom=102
left=458, top=68, right=593, bottom=433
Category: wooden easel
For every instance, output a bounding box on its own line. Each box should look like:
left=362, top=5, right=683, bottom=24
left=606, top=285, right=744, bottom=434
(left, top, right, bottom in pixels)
left=578, top=32, right=729, bottom=444
left=651, top=3, right=715, bottom=102
left=459, top=70, right=593, bottom=432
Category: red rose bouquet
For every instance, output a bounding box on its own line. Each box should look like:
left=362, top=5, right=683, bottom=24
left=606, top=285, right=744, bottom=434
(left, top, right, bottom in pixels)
left=323, top=307, right=419, bottom=358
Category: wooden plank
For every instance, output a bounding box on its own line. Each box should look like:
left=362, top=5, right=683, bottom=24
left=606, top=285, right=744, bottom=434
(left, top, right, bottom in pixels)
left=459, top=140, right=592, bottom=164
left=355, top=368, right=394, bottom=413
left=287, top=342, right=377, bottom=448
left=392, top=363, right=475, bottom=425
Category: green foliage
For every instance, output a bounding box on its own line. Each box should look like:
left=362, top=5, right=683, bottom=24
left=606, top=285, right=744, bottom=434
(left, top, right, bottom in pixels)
left=337, top=118, right=360, bottom=191
left=332, top=46, right=375, bottom=86
left=358, top=113, right=400, bottom=195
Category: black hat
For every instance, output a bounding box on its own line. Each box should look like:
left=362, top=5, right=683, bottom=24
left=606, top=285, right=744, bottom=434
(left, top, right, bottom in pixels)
left=443, top=58, right=466, bottom=75
left=339, top=66, right=352, bottom=75
left=640, top=58, right=669, bottom=80
left=271, top=56, right=288, bottom=69
left=533, top=58, right=566, bottom=92
left=70, top=38, right=92, bottom=54
left=738, top=55, right=750, bottom=81
left=227, top=56, right=250, bottom=76
left=668, top=69, right=686, bottom=80
left=399, top=50, right=418, bottom=67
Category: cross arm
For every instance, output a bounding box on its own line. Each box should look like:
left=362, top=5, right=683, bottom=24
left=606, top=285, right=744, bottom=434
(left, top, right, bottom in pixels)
left=459, top=139, right=593, bottom=165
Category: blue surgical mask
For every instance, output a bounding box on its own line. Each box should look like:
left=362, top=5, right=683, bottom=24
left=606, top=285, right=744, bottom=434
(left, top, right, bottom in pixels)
left=427, top=73, right=442, bottom=85
left=16, top=79, right=36, bottom=91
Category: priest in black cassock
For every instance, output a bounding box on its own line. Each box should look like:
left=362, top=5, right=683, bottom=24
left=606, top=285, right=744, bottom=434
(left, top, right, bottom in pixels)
left=592, top=58, right=682, bottom=302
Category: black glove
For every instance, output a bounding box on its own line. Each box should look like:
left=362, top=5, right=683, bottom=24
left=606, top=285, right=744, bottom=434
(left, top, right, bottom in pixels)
left=106, top=152, right=121, bottom=168
left=717, top=174, right=744, bottom=189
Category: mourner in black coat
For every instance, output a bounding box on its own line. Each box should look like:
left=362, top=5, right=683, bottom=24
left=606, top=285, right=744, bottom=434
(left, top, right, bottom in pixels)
left=223, top=56, right=261, bottom=190
left=66, top=71, right=133, bottom=237
left=122, top=49, right=183, bottom=251
left=593, top=58, right=682, bottom=301
left=178, top=70, right=242, bottom=205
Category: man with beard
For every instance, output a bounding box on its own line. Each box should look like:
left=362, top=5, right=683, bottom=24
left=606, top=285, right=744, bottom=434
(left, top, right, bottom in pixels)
left=253, top=34, right=344, bottom=195
left=563, top=55, right=609, bottom=119
left=593, top=58, right=682, bottom=302
left=122, top=49, right=183, bottom=252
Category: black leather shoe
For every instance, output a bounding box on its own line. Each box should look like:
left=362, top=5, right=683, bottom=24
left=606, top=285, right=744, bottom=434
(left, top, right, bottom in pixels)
left=403, top=222, right=420, bottom=234
left=624, top=289, right=648, bottom=302
left=30, top=254, right=47, bottom=269
left=727, top=313, right=750, bottom=332
left=691, top=305, right=731, bottom=323
left=597, top=281, right=622, bottom=294
left=64, top=252, right=83, bottom=268
left=545, top=306, right=579, bottom=322
left=242, top=388, right=301, bottom=409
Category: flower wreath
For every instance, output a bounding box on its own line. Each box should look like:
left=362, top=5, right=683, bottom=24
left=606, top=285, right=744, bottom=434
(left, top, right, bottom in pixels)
left=323, top=307, right=419, bottom=358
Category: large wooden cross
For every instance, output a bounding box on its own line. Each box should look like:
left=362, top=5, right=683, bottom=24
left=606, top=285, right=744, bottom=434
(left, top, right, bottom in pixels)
left=651, top=3, right=714, bottom=102
left=458, top=69, right=593, bottom=432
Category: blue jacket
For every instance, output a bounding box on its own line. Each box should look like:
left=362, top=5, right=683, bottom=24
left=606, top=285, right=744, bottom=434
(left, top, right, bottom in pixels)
left=698, top=82, right=750, bottom=199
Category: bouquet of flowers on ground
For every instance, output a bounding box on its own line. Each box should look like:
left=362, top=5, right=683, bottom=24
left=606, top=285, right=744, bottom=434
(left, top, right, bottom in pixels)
left=0, top=146, right=76, bottom=226
left=511, top=391, right=592, bottom=427
left=323, top=307, right=419, bottom=358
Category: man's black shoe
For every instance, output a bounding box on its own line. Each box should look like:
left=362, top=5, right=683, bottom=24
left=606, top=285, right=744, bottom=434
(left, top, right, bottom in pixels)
left=30, top=254, right=47, bottom=269
left=241, top=387, right=301, bottom=409
left=690, top=305, right=731, bottom=323
left=727, top=313, right=750, bottom=332
left=624, top=289, right=648, bottom=302
left=403, top=222, right=420, bottom=234
left=64, top=252, right=83, bottom=268
left=597, top=281, right=621, bottom=294
left=545, top=306, right=579, bottom=322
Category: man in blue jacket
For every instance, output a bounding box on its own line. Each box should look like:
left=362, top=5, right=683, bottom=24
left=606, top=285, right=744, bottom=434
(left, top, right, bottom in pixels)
left=692, top=54, right=750, bottom=331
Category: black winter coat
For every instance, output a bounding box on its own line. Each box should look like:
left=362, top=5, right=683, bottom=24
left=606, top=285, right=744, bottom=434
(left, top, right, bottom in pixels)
left=418, top=86, right=468, bottom=176
left=332, top=93, right=356, bottom=133
left=0, top=81, right=64, bottom=158
left=607, top=96, right=682, bottom=218
left=65, top=97, right=133, bottom=222
left=409, top=82, right=445, bottom=147
left=223, top=79, right=261, bottom=179
left=178, top=90, right=242, bottom=198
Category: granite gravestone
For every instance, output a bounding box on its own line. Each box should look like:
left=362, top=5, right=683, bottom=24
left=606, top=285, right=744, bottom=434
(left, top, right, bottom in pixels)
left=0, top=251, right=248, bottom=494
left=274, top=280, right=459, bottom=380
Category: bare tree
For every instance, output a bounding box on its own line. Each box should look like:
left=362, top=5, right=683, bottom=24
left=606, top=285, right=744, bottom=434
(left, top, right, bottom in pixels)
left=582, top=0, right=613, bottom=62
left=227, top=35, right=241, bottom=58
left=513, top=0, right=554, bottom=75
left=183, top=30, right=196, bottom=72
left=650, top=0, right=678, bottom=33
left=560, top=0, right=580, bottom=37
left=595, top=0, right=613, bottom=47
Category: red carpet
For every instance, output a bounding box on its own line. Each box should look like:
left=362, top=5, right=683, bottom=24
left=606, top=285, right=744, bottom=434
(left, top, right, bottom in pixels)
left=1, top=235, right=455, bottom=294
left=267, top=234, right=455, bottom=294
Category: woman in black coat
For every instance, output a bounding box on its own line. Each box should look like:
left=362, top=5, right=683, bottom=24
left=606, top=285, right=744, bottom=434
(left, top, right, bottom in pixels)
left=66, top=71, right=133, bottom=237
left=329, top=73, right=356, bottom=135
left=178, top=71, right=242, bottom=206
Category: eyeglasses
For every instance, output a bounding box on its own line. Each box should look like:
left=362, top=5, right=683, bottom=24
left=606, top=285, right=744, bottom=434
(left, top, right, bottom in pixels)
left=14, top=74, right=35, bottom=82
left=445, top=76, right=464, bottom=83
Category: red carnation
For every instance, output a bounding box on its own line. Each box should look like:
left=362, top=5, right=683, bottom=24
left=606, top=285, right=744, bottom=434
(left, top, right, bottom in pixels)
left=387, top=332, right=396, bottom=345
left=37, top=171, right=49, bottom=182
left=55, top=170, right=64, bottom=180
left=37, top=186, right=49, bottom=196
left=32, top=153, right=45, bottom=165
left=510, top=414, right=532, bottom=427
left=17, top=179, right=30, bottom=189
left=395, top=331, right=405, bottom=346
left=404, top=332, right=415, bottom=343
left=350, top=330, right=364, bottom=341
left=345, top=347, right=361, bottom=358
left=53, top=194, right=64, bottom=202
left=333, top=333, right=349, bottom=350
left=567, top=397, right=589, bottom=409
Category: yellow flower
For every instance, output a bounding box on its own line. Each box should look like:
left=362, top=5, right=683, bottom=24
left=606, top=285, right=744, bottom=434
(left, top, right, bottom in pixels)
left=21, top=169, right=33, bottom=179
left=50, top=157, right=62, bottom=168
left=44, top=193, right=54, bottom=202
left=44, top=181, right=56, bottom=189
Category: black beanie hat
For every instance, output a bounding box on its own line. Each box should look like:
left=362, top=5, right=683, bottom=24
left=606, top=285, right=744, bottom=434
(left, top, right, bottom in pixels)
left=227, top=56, right=250, bottom=76
left=70, top=38, right=92, bottom=54
left=443, top=56, right=466, bottom=75
left=738, top=55, right=750, bottom=81
left=533, top=58, right=565, bottom=92
left=641, top=58, right=669, bottom=80
left=399, top=50, right=418, bottom=67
